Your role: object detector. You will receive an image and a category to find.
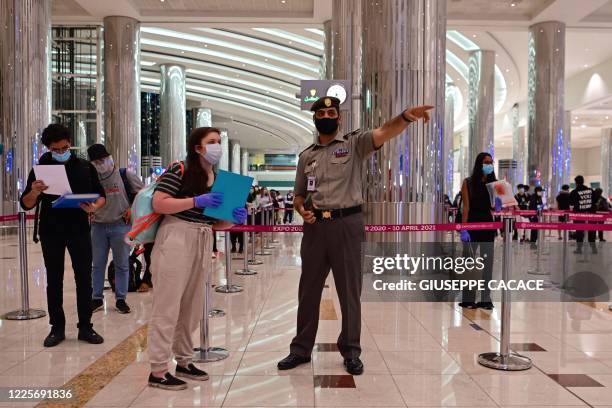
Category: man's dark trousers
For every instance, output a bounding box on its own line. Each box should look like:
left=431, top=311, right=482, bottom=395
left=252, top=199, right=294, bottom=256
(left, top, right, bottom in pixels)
left=40, top=231, right=93, bottom=332
left=290, top=213, right=364, bottom=359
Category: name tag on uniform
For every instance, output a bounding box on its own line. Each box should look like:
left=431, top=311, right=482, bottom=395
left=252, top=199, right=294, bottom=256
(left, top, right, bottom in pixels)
left=333, top=147, right=349, bottom=158
left=307, top=176, right=316, bottom=192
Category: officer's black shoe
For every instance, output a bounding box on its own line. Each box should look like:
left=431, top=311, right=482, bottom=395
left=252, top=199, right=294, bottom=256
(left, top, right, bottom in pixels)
left=458, top=301, right=477, bottom=309
left=148, top=373, right=188, bottom=391
left=477, top=301, right=494, bottom=310
left=277, top=354, right=311, bottom=370
left=91, top=298, right=104, bottom=313
left=344, top=358, right=364, bottom=375
left=78, top=327, right=104, bottom=344
left=43, top=330, right=65, bottom=348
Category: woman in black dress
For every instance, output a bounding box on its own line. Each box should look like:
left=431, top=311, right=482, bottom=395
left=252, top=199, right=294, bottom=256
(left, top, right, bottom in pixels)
left=459, top=152, right=498, bottom=310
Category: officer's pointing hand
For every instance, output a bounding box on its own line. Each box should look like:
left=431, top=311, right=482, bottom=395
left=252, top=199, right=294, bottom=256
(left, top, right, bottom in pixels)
left=404, top=105, right=434, bottom=123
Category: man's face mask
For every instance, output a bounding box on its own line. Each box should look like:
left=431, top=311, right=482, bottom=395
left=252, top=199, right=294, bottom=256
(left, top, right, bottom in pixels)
left=314, top=108, right=340, bottom=135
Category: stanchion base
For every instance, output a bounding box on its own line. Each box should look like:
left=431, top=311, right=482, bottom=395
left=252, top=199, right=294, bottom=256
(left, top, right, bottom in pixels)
left=256, top=251, right=272, bottom=256
left=248, top=259, right=264, bottom=265
left=527, top=269, right=550, bottom=276
left=270, top=239, right=279, bottom=243
left=478, top=352, right=532, bottom=371
left=1, top=308, right=47, bottom=320
left=263, top=245, right=276, bottom=249
left=193, top=347, right=230, bottom=363
left=215, top=284, right=243, bottom=293
left=232, top=255, right=245, bottom=260
left=208, top=309, right=226, bottom=318
left=235, top=268, right=257, bottom=275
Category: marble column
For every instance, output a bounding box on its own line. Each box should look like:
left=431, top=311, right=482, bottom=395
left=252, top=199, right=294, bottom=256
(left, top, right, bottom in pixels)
left=192, top=107, right=212, bottom=128
left=323, top=20, right=333, bottom=80
left=468, top=50, right=495, bottom=167
left=527, top=21, right=566, bottom=204
left=331, top=0, right=362, bottom=130
left=230, top=140, right=241, bottom=174
left=363, top=0, right=447, bottom=240
left=601, top=128, right=612, bottom=199
left=511, top=103, right=527, bottom=185
left=104, top=16, right=141, bottom=175
left=159, top=64, right=186, bottom=166
left=241, top=150, right=249, bottom=175
left=0, top=0, right=51, bottom=215
left=219, top=129, right=229, bottom=171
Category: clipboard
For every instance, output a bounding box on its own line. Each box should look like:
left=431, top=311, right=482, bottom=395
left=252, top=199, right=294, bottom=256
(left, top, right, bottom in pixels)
left=203, top=170, right=254, bottom=223
left=52, top=194, right=100, bottom=209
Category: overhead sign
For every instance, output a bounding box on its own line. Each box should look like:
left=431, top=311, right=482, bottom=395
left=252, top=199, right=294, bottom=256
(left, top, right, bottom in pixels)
left=299, top=80, right=352, bottom=111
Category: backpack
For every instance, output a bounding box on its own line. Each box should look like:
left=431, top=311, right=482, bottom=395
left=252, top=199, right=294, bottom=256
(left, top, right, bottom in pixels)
left=125, top=161, right=184, bottom=246
left=119, top=168, right=137, bottom=204
left=107, top=248, right=142, bottom=293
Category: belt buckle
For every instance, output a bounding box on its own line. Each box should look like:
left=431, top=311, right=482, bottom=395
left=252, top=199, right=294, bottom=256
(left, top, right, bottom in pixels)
left=322, top=210, right=332, bottom=220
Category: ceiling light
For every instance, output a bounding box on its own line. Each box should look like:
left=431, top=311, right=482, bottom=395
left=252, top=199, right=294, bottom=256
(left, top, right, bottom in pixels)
left=606, top=116, right=610, bottom=120
left=583, top=64, right=589, bottom=68
left=580, top=124, right=587, bottom=128
left=281, top=0, right=286, bottom=3
left=472, top=34, right=477, bottom=38
left=505, top=68, right=510, bottom=72
left=510, top=2, right=517, bottom=7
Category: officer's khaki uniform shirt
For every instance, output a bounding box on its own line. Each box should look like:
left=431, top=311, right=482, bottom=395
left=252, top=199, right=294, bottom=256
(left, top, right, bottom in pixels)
left=294, top=129, right=378, bottom=209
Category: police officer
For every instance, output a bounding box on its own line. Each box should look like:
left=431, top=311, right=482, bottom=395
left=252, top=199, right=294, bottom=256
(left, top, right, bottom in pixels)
left=277, top=97, right=433, bottom=375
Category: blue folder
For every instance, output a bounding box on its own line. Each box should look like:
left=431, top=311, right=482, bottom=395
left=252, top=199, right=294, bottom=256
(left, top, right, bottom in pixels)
left=52, top=194, right=100, bottom=209
left=203, top=170, right=253, bottom=223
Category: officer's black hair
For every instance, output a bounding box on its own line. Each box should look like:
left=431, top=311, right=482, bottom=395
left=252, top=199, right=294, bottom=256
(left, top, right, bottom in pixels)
left=41, top=124, right=71, bottom=147
left=561, top=184, right=570, bottom=191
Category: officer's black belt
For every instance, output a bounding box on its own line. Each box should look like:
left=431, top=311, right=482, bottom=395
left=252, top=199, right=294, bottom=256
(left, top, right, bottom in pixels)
left=313, top=205, right=361, bottom=221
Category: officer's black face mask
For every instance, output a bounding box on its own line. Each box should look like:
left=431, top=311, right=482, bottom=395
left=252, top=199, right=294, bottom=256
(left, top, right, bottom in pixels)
left=314, top=118, right=339, bottom=135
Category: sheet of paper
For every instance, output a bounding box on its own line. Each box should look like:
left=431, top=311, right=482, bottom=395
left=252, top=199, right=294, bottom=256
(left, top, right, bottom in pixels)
left=33, top=165, right=73, bottom=196
left=203, top=170, right=254, bottom=223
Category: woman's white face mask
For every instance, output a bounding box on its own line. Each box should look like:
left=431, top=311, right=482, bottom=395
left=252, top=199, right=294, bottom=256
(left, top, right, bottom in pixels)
left=200, top=143, right=223, bottom=165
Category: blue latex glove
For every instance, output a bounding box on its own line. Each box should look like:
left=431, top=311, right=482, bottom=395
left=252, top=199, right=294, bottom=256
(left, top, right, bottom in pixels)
left=233, top=207, right=247, bottom=224
left=494, top=197, right=503, bottom=212
left=460, top=230, right=471, bottom=242
left=194, top=192, right=223, bottom=209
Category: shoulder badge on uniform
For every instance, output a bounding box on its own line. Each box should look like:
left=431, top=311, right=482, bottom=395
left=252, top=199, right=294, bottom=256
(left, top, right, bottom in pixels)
left=299, top=144, right=315, bottom=156
left=343, top=128, right=362, bottom=140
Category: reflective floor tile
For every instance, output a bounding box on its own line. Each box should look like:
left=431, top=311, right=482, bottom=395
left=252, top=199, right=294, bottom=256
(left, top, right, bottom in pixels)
left=314, top=374, right=404, bottom=407
left=224, top=375, right=314, bottom=407
left=237, top=351, right=312, bottom=376
left=381, top=350, right=463, bottom=375
left=393, top=374, right=496, bottom=406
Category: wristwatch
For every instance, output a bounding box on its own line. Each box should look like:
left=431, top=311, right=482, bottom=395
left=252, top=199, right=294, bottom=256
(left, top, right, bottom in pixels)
left=401, top=111, right=416, bottom=123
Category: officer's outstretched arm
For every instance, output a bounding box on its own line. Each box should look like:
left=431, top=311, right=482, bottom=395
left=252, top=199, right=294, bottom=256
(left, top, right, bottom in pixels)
left=372, top=105, right=434, bottom=148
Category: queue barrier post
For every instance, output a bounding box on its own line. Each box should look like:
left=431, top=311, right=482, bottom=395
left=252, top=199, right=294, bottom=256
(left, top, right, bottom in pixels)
left=270, top=207, right=279, bottom=243
left=193, top=275, right=229, bottom=362
left=258, top=209, right=272, bottom=255
left=215, top=232, right=243, bottom=293
left=236, top=220, right=257, bottom=275
left=263, top=207, right=275, bottom=249
left=249, top=209, right=264, bottom=264
left=2, top=212, right=46, bottom=320
left=478, top=217, right=532, bottom=371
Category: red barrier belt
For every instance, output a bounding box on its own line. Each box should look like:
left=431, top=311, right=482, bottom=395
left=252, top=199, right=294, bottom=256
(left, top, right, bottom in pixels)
left=229, top=222, right=503, bottom=233
left=0, top=214, right=35, bottom=223
left=515, top=222, right=612, bottom=231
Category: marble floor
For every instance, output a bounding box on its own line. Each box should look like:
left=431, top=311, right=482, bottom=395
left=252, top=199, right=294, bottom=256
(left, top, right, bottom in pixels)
left=0, top=226, right=611, bottom=407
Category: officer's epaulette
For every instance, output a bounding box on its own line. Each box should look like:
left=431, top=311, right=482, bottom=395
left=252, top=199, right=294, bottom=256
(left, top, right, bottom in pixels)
left=298, top=144, right=315, bottom=156
left=343, top=128, right=362, bottom=140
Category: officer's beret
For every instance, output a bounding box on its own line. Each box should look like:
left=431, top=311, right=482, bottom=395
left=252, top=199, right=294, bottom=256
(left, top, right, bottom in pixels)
left=310, top=96, right=340, bottom=112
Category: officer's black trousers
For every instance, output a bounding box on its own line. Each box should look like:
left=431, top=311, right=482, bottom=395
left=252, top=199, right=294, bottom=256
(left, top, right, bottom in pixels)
left=40, top=231, right=93, bottom=332
left=290, top=213, right=364, bottom=359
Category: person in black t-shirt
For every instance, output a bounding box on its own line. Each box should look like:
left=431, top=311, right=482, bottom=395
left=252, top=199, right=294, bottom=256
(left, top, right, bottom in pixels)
left=569, top=175, right=597, bottom=254
left=20, top=124, right=106, bottom=348
left=528, top=186, right=545, bottom=249
left=513, top=184, right=529, bottom=241
left=555, top=184, right=571, bottom=240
